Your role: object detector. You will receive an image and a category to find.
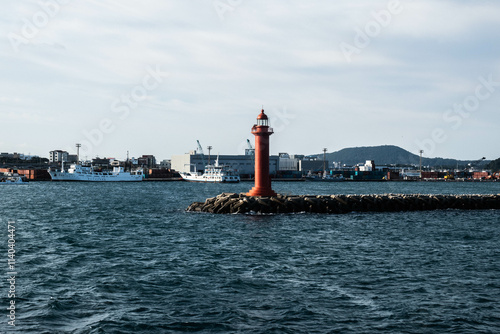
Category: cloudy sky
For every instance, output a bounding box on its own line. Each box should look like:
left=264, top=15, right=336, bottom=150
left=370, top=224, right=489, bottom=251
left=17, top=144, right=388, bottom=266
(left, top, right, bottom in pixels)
left=1, top=0, right=499, bottom=161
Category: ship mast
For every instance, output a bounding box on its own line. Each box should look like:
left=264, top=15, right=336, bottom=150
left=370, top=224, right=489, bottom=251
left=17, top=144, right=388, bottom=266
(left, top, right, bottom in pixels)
left=323, top=148, right=327, bottom=176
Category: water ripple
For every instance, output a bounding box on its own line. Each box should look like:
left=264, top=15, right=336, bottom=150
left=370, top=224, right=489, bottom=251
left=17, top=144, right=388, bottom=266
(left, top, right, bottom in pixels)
left=1, top=182, right=499, bottom=333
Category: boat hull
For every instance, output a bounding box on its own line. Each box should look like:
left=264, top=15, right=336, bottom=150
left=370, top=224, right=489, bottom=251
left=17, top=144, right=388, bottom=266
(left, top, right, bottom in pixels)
left=49, top=173, right=143, bottom=182
left=181, top=178, right=240, bottom=183
left=0, top=177, right=26, bottom=185
left=180, top=174, right=240, bottom=183
left=48, top=165, right=143, bottom=182
left=49, top=176, right=143, bottom=182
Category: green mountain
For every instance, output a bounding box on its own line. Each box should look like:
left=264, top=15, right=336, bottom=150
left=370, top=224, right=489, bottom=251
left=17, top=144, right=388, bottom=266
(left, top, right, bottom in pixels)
left=486, top=158, right=500, bottom=172
left=314, top=145, right=489, bottom=168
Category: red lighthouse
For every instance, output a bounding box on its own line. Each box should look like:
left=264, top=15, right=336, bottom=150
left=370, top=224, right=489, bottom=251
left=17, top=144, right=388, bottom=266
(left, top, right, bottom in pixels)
left=247, top=109, right=277, bottom=197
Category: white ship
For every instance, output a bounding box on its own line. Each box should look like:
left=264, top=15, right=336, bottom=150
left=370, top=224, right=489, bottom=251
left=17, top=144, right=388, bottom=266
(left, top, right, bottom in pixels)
left=180, top=159, right=240, bottom=183
left=48, top=161, right=143, bottom=182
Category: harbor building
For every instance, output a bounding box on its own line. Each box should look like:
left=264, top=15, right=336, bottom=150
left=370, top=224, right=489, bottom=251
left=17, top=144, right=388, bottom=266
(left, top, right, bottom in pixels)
left=49, top=150, right=68, bottom=163
left=160, top=159, right=171, bottom=169
left=299, top=158, right=329, bottom=172
left=49, top=150, right=77, bottom=163
left=172, top=150, right=322, bottom=177
left=1, top=152, right=26, bottom=160
left=171, top=152, right=279, bottom=177
left=358, top=160, right=376, bottom=171
left=138, top=155, right=157, bottom=168
left=278, top=153, right=302, bottom=171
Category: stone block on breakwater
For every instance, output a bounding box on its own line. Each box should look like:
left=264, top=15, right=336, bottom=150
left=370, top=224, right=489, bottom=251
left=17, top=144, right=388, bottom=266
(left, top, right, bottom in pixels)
left=186, top=193, right=500, bottom=214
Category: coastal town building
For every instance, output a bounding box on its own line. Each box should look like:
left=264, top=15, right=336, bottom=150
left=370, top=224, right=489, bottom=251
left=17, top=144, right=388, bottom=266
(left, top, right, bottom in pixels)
left=49, top=150, right=68, bottom=163
left=278, top=153, right=301, bottom=171
left=49, top=150, right=76, bottom=163
left=299, top=158, right=329, bottom=172
left=0, top=152, right=34, bottom=160
left=138, top=155, right=157, bottom=168
left=171, top=152, right=279, bottom=176
left=160, top=159, right=171, bottom=169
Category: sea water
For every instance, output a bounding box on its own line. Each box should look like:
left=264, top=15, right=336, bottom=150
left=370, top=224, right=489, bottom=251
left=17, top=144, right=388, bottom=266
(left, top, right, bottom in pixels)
left=1, top=181, right=499, bottom=333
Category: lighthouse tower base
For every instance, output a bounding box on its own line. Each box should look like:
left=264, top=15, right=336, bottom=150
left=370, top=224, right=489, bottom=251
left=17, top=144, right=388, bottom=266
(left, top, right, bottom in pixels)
left=247, top=186, right=277, bottom=197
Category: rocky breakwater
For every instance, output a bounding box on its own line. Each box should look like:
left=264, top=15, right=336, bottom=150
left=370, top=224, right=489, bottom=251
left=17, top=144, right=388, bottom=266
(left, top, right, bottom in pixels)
left=186, top=193, right=500, bottom=214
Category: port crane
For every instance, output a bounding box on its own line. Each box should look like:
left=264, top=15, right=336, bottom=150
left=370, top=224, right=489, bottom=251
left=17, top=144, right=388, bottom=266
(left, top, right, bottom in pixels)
left=196, top=140, right=206, bottom=166
left=246, top=138, right=255, bottom=162
left=245, top=139, right=256, bottom=177
left=246, top=139, right=255, bottom=155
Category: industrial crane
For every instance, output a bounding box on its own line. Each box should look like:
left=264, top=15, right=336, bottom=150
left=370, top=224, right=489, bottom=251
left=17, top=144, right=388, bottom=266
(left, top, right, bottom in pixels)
left=196, top=140, right=206, bottom=166
left=246, top=139, right=254, bottom=154
left=245, top=139, right=255, bottom=177
left=246, top=139, right=255, bottom=160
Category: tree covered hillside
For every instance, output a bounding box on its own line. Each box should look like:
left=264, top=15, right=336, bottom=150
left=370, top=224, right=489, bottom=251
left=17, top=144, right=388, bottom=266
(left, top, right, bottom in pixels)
left=316, top=145, right=488, bottom=168
left=486, top=158, right=500, bottom=172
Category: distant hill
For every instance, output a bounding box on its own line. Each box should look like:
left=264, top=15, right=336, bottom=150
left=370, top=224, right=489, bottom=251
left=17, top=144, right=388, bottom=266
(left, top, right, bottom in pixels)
left=486, top=158, right=500, bottom=172
left=313, top=145, right=488, bottom=168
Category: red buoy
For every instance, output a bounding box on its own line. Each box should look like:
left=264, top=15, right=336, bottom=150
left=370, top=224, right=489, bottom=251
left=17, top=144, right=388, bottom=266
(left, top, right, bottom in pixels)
left=247, top=109, right=277, bottom=197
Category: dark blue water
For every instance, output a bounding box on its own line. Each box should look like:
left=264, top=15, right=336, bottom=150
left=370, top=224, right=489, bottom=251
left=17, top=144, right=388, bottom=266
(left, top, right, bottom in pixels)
left=1, top=181, right=499, bottom=333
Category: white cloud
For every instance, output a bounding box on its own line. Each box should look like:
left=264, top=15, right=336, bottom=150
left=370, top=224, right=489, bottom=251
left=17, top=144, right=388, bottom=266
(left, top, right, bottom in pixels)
left=0, top=0, right=499, bottom=160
